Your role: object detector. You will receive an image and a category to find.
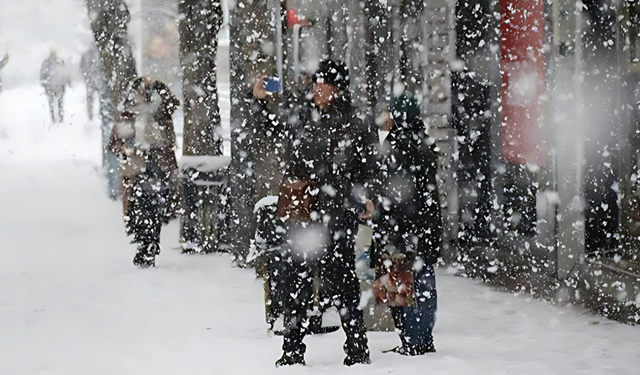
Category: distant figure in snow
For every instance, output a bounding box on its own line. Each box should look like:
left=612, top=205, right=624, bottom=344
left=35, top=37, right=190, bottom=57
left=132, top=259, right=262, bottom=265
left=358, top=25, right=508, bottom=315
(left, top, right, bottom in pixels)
left=79, top=46, right=104, bottom=121
left=40, top=48, right=70, bottom=123
left=0, top=52, right=8, bottom=93
left=109, top=77, right=181, bottom=268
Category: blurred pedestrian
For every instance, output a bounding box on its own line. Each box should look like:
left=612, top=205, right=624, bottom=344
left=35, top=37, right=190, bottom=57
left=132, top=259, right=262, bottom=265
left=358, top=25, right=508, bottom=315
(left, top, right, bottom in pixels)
left=79, top=46, right=103, bottom=121
left=40, top=48, right=70, bottom=123
left=109, top=77, right=181, bottom=268
left=253, top=59, right=377, bottom=367
left=372, top=92, right=442, bottom=355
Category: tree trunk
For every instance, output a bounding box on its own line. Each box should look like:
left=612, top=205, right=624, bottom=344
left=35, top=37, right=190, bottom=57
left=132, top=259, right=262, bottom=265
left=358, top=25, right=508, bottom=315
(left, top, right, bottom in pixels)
left=85, top=0, right=137, bottom=207
left=85, top=0, right=137, bottom=122
left=179, top=0, right=223, bottom=156
left=178, top=0, right=224, bottom=253
left=225, top=0, right=274, bottom=265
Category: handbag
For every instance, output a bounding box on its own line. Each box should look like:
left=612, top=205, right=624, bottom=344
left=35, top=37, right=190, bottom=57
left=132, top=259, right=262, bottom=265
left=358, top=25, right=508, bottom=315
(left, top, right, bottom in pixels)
left=276, top=177, right=317, bottom=223
left=373, top=251, right=415, bottom=307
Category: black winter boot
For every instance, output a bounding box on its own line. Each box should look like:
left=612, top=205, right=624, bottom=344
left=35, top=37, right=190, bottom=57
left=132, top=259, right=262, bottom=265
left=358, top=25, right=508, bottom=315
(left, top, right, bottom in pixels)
left=343, top=351, right=370, bottom=366
left=417, top=342, right=436, bottom=354
left=133, top=243, right=160, bottom=268
left=385, top=342, right=436, bottom=356
left=275, top=352, right=305, bottom=367
left=341, top=308, right=370, bottom=366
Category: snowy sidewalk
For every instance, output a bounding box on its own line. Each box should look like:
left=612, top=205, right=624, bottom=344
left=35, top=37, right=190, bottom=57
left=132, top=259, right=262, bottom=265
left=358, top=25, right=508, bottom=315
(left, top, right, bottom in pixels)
left=2, top=163, right=640, bottom=375
left=1, top=87, right=639, bottom=374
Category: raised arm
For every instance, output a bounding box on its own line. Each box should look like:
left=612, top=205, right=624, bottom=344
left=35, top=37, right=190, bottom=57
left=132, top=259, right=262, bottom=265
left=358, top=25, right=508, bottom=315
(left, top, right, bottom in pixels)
left=0, top=53, right=8, bottom=70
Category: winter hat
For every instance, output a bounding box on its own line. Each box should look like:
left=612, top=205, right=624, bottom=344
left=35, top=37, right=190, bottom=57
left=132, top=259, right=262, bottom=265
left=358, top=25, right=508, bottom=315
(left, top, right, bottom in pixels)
left=313, top=59, right=350, bottom=91
left=391, top=91, right=420, bottom=124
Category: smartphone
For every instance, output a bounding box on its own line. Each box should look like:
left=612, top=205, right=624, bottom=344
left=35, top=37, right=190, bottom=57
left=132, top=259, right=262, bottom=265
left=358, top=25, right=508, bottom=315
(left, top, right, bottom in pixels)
left=264, top=76, right=281, bottom=93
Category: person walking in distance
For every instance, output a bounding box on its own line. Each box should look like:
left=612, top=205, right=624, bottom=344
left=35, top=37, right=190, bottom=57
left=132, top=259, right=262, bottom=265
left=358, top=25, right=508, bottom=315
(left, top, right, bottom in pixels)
left=40, top=48, right=70, bottom=123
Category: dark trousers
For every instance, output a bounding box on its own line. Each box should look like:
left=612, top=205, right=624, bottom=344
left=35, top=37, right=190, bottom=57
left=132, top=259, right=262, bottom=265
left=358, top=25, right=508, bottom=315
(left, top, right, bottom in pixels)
left=126, top=172, right=169, bottom=247
left=391, top=264, right=437, bottom=348
left=280, top=217, right=369, bottom=358
left=45, top=88, right=65, bottom=123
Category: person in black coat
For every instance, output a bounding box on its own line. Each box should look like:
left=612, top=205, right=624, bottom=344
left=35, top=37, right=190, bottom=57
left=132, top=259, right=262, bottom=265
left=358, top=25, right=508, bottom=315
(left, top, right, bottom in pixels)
left=109, top=77, right=181, bottom=268
left=372, top=92, right=442, bottom=355
left=253, top=59, right=376, bottom=367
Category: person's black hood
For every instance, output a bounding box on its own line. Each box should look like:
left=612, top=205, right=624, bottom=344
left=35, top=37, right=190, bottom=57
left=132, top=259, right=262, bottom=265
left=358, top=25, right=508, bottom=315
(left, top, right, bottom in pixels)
left=313, top=59, right=350, bottom=91
left=391, top=92, right=422, bottom=131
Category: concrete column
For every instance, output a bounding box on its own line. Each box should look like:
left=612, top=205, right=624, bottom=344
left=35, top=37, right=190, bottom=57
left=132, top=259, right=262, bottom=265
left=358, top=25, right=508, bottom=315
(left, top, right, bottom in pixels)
left=553, top=0, right=585, bottom=279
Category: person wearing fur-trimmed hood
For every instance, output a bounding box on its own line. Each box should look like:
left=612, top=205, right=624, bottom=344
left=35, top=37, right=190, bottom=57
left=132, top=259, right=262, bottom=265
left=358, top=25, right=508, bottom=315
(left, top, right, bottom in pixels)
left=109, top=77, right=181, bottom=268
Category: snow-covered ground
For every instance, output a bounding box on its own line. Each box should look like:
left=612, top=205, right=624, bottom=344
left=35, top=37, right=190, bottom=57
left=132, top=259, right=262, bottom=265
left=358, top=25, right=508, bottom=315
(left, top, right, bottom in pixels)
left=1, top=86, right=640, bottom=375
left=1, top=1, right=640, bottom=374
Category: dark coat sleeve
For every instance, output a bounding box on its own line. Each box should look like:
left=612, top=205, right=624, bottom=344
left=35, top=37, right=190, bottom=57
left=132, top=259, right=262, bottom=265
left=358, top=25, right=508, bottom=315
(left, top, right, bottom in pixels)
left=410, top=138, right=443, bottom=264
left=349, top=121, right=379, bottom=211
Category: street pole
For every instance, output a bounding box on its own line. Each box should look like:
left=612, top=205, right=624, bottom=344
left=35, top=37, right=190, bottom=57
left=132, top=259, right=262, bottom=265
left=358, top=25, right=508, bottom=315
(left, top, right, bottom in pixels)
left=555, top=0, right=585, bottom=280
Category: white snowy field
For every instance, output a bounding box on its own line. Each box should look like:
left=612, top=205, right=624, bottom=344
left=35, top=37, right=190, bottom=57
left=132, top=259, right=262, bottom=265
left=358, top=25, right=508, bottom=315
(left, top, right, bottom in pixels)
left=1, top=86, right=640, bottom=375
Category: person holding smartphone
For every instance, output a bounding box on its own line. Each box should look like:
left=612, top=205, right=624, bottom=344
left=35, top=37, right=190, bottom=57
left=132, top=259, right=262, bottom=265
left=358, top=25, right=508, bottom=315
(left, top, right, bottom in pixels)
left=253, top=60, right=377, bottom=367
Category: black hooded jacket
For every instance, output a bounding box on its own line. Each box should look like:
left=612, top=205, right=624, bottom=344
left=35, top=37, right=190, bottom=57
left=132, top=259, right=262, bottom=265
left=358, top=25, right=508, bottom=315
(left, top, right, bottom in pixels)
left=285, top=96, right=377, bottom=217
left=373, top=105, right=443, bottom=265
left=252, top=83, right=378, bottom=222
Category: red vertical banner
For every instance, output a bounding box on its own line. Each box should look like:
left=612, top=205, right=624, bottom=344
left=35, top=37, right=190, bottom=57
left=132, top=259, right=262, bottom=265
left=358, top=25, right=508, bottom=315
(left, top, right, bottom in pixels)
left=500, top=0, right=546, bottom=167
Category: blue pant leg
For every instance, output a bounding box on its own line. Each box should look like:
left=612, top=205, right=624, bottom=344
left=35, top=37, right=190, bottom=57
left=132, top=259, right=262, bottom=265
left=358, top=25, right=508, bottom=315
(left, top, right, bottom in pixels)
left=105, top=148, right=121, bottom=198
left=402, top=264, right=437, bottom=347
left=102, top=125, right=118, bottom=197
